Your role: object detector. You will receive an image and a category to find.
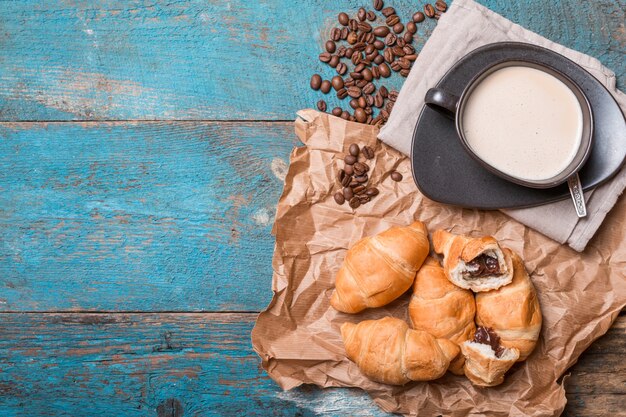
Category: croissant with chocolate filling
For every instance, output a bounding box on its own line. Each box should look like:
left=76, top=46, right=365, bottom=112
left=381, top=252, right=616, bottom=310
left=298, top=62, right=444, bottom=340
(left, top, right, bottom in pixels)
left=408, top=257, right=476, bottom=375
left=341, top=317, right=460, bottom=385
left=432, top=230, right=513, bottom=292
left=475, top=249, right=542, bottom=361
left=461, top=326, right=520, bottom=387
left=331, top=221, right=429, bottom=313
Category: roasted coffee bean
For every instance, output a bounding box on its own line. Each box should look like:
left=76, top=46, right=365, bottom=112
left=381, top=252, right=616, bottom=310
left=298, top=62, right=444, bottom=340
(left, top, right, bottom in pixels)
left=358, top=22, right=372, bottom=33
left=334, top=191, right=345, bottom=205
left=331, top=107, right=343, bottom=117
left=362, top=68, right=373, bottom=81
left=435, top=0, right=447, bottom=12
left=373, top=0, right=384, bottom=11
left=379, top=85, right=389, bottom=98
left=330, top=27, right=341, bottom=41
left=343, top=186, right=354, bottom=199
left=356, top=79, right=368, bottom=88
left=383, top=48, right=394, bottom=63
left=406, top=21, right=417, bottom=34
left=349, top=19, right=358, bottom=31
left=360, top=58, right=372, bottom=67
left=398, top=57, right=411, bottom=69
left=374, top=54, right=385, bottom=64
left=366, top=50, right=379, bottom=61
left=354, top=108, right=367, bottom=123
left=405, top=53, right=418, bottom=61
left=336, top=45, right=346, bottom=57
left=310, top=74, right=322, bottom=90
left=319, top=52, right=332, bottom=63
left=349, top=179, right=359, bottom=187
left=367, top=10, right=376, bottom=21
left=362, top=162, right=370, bottom=171
left=320, top=80, right=332, bottom=93
left=358, top=7, right=367, bottom=21
left=358, top=96, right=367, bottom=108
left=379, top=63, right=391, bottom=77
left=352, top=51, right=362, bottom=65
left=424, top=4, right=436, bottom=18
left=413, top=11, right=426, bottom=22
left=331, top=75, right=344, bottom=91
left=373, top=26, right=390, bottom=37
left=338, top=12, right=349, bottom=26
left=341, top=174, right=352, bottom=187
left=354, top=174, right=368, bottom=184
left=392, top=45, right=406, bottom=56
left=347, top=86, right=362, bottom=98
left=396, top=37, right=406, bottom=48
left=371, top=115, right=384, bottom=126
left=385, top=100, right=394, bottom=112
left=341, top=111, right=350, bottom=120
left=349, top=115, right=356, bottom=122
left=325, top=40, right=336, bottom=53
left=364, top=187, right=378, bottom=197
left=373, top=40, right=385, bottom=50
left=403, top=32, right=414, bottom=43
left=347, top=31, right=358, bottom=44
left=336, top=62, right=348, bottom=75
left=364, top=107, right=373, bottom=116
left=353, top=162, right=367, bottom=175
left=390, top=171, right=403, bottom=181
left=344, top=77, right=355, bottom=87
left=381, top=6, right=396, bottom=17
left=337, top=169, right=346, bottom=184
left=341, top=27, right=349, bottom=39
left=344, top=155, right=357, bottom=165
left=380, top=109, right=390, bottom=120
left=400, top=68, right=410, bottom=77
left=352, top=185, right=366, bottom=194
left=364, top=33, right=376, bottom=44
left=393, top=22, right=404, bottom=33
left=366, top=94, right=375, bottom=106
left=365, top=44, right=376, bottom=54
left=358, top=195, right=371, bottom=203
left=349, top=196, right=361, bottom=209
left=337, top=87, right=348, bottom=99
left=349, top=143, right=360, bottom=157
left=354, top=63, right=366, bottom=72
left=374, top=93, right=384, bottom=108
left=434, top=11, right=442, bottom=20
left=390, top=61, right=401, bottom=71
left=317, top=100, right=327, bottom=112
left=328, top=55, right=339, bottom=68
left=384, top=33, right=397, bottom=46
left=350, top=72, right=364, bottom=80
left=344, top=164, right=354, bottom=175
left=371, top=66, right=380, bottom=79
left=345, top=47, right=354, bottom=58
left=388, top=90, right=399, bottom=101
left=385, top=14, right=400, bottom=26
left=349, top=98, right=359, bottom=109
left=362, top=82, right=375, bottom=95
left=404, top=44, right=416, bottom=54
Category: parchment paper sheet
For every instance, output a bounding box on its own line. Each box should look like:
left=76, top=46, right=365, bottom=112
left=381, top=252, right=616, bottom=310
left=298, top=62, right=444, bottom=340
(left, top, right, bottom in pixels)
left=251, top=109, right=626, bottom=416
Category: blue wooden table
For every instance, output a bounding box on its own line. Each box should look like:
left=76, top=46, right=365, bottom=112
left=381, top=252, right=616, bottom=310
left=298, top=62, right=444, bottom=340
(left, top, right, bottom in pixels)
left=0, top=1, right=624, bottom=415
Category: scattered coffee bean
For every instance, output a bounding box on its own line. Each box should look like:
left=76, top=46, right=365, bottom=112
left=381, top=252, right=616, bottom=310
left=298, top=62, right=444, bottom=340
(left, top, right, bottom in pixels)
left=341, top=111, right=350, bottom=120
left=413, top=11, right=425, bottom=22
left=343, top=186, right=354, bottom=199
left=332, top=107, right=343, bottom=116
left=344, top=155, right=357, bottom=165
left=334, top=191, right=346, bottom=205
left=373, top=26, right=390, bottom=37
left=381, top=6, right=396, bottom=17
left=310, top=74, right=322, bottom=90
left=358, top=7, right=367, bottom=21
left=331, top=27, right=341, bottom=41
left=355, top=169, right=368, bottom=180
left=319, top=52, right=332, bottom=63
left=356, top=79, right=368, bottom=88
left=406, top=21, right=417, bottom=34
left=349, top=98, right=359, bottom=109
left=349, top=143, right=360, bottom=157
left=400, top=68, right=410, bottom=77
left=403, top=32, right=413, bottom=43
left=366, top=187, right=379, bottom=196
left=366, top=10, right=376, bottom=21
left=331, top=76, right=344, bottom=91
left=358, top=195, right=371, bottom=203
left=337, top=169, right=346, bottom=183
left=325, top=40, right=336, bottom=53
left=317, top=100, right=327, bottom=112
left=393, top=22, right=404, bottom=33
left=347, top=31, right=358, bottom=44
left=379, top=63, right=391, bottom=77
left=385, top=14, right=400, bottom=26
left=320, top=80, right=331, bottom=93
left=384, top=33, right=397, bottom=46
left=349, top=197, right=361, bottom=209
left=358, top=96, right=367, bottom=108
left=328, top=55, right=339, bottom=68
left=390, top=171, right=403, bottom=181
left=341, top=27, right=349, bottom=39
left=349, top=19, right=358, bottom=31
left=337, top=87, right=348, bottom=99
left=344, top=164, right=354, bottom=175
left=352, top=185, right=366, bottom=194
left=373, top=0, right=384, bottom=11
left=338, top=12, right=349, bottom=26
left=347, top=86, right=362, bottom=98
left=435, top=0, right=447, bottom=12
left=336, top=62, right=348, bottom=75
left=363, top=82, right=375, bottom=95
left=424, top=4, right=436, bottom=18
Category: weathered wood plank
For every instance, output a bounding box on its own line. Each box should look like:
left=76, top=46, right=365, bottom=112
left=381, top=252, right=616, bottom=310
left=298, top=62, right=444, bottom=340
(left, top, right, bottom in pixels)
left=0, top=121, right=297, bottom=311
left=0, top=0, right=623, bottom=120
left=0, top=312, right=622, bottom=416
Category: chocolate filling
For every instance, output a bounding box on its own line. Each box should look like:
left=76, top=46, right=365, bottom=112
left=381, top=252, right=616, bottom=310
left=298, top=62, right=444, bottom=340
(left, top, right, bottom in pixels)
left=473, top=326, right=505, bottom=358
left=465, top=254, right=500, bottom=278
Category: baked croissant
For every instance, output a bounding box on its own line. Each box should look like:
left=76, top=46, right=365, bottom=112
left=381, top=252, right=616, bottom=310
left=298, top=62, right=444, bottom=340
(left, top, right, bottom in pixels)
left=475, top=249, right=542, bottom=361
left=461, top=326, right=520, bottom=387
left=341, top=317, right=459, bottom=385
left=432, top=229, right=513, bottom=292
left=331, top=221, right=429, bottom=313
left=408, top=257, right=476, bottom=375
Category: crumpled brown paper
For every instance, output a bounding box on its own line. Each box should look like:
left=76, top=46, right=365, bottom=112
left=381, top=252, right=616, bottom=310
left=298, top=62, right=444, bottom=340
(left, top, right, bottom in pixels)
left=251, top=109, right=626, bottom=416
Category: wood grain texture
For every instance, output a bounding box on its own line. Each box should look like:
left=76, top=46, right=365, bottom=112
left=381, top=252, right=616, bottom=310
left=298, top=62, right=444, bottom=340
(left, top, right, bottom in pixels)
left=0, top=122, right=296, bottom=311
left=0, top=0, right=623, bottom=120
left=0, top=312, right=623, bottom=416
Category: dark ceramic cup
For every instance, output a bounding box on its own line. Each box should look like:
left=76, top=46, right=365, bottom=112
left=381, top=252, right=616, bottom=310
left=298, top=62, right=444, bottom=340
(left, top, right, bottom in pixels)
left=424, top=59, right=594, bottom=189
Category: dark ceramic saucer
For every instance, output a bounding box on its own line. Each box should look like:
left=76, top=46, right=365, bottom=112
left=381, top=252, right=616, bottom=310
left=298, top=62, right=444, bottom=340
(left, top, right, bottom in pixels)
left=411, top=42, right=626, bottom=209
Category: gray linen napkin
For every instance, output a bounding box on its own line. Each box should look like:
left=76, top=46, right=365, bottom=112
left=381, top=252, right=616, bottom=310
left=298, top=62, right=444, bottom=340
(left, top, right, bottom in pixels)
left=378, top=0, right=626, bottom=252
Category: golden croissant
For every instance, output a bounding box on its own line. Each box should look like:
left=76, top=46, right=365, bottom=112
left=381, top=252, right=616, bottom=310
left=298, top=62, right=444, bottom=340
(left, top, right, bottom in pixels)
left=341, top=317, right=459, bottom=385
left=331, top=221, right=429, bottom=313
left=408, top=257, right=476, bottom=375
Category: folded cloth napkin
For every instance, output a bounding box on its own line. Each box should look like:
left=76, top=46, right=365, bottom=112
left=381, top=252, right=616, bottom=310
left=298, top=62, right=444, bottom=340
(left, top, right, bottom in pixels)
left=378, top=0, right=626, bottom=252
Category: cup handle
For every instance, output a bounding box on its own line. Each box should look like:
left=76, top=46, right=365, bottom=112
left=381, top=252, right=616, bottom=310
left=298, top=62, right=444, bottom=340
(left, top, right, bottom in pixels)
left=424, top=88, right=460, bottom=119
